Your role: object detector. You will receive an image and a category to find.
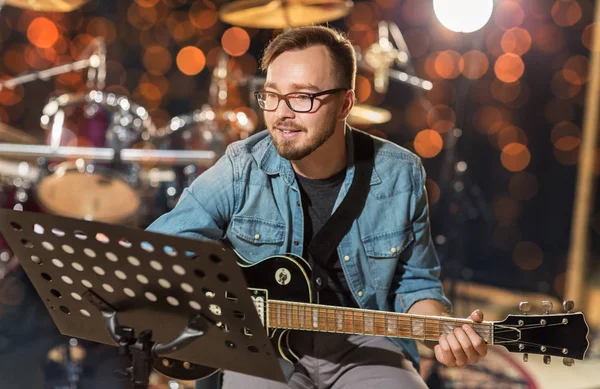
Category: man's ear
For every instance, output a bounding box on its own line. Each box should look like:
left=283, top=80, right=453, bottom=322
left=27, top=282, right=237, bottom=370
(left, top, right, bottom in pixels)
left=339, top=89, right=355, bottom=120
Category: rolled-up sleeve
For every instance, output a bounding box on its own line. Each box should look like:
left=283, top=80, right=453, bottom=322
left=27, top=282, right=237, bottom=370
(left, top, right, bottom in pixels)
left=394, top=161, right=452, bottom=313
left=145, top=153, right=236, bottom=241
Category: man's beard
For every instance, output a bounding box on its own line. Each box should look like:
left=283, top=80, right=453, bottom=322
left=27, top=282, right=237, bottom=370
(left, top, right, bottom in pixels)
left=268, top=116, right=337, bottom=161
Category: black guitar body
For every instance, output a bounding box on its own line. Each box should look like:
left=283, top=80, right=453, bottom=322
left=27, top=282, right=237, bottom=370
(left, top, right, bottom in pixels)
left=154, top=254, right=313, bottom=381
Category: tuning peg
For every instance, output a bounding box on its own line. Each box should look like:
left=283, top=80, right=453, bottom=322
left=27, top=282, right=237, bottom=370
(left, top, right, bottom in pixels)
left=543, top=355, right=551, bottom=364
left=519, top=302, right=531, bottom=314
left=563, top=300, right=575, bottom=313
left=541, top=300, right=553, bottom=314
left=523, top=353, right=529, bottom=362
left=563, top=358, right=575, bottom=366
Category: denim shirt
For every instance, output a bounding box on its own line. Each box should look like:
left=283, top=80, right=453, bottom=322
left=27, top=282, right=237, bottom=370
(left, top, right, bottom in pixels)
left=146, top=127, right=452, bottom=368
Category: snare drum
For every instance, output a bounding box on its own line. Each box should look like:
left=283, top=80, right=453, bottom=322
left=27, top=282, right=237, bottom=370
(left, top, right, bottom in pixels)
left=36, top=90, right=155, bottom=223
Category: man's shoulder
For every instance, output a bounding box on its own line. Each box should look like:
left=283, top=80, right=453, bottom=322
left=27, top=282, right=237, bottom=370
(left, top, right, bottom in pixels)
left=368, top=132, right=422, bottom=168
left=224, top=130, right=272, bottom=165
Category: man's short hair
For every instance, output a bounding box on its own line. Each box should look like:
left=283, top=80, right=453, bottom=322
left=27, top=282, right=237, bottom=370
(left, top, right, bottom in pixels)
left=260, top=25, right=357, bottom=90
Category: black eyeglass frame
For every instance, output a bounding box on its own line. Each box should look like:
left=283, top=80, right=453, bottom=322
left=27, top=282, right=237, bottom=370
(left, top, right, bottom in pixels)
left=254, top=88, right=349, bottom=113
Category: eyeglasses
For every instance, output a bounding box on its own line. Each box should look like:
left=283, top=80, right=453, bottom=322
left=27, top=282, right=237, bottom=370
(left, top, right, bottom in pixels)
left=254, top=88, right=348, bottom=113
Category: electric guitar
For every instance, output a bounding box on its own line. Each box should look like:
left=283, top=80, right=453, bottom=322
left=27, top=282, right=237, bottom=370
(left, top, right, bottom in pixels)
left=154, top=254, right=590, bottom=381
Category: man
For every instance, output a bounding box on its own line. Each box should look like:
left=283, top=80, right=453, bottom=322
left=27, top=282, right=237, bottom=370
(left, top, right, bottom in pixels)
left=147, top=26, right=487, bottom=389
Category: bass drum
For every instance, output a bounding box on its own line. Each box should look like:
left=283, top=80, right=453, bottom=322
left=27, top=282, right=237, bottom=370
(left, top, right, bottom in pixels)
left=35, top=90, right=155, bottom=224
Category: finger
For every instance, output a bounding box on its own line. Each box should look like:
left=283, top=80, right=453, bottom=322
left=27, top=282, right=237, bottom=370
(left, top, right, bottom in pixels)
left=454, top=327, right=479, bottom=364
left=445, top=332, right=468, bottom=367
left=470, top=309, right=484, bottom=323
left=436, top=337, right=456, bottom=367
left=463, top=324, right=488, bottom=357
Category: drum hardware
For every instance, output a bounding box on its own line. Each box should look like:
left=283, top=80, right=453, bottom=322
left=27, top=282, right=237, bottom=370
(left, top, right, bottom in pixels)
left=218, top=0, right=354, bottom=30
left=0, top=0, right=89, bottom=12
left=347, top=104, right=392, bottom=127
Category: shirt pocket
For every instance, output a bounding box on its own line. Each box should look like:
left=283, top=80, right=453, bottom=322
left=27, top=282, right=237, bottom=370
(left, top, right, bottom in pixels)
left=363, top=227, right=415, bottom=259
left=229, top=216, right=286, bottom=262
left=362, top=227, right=415, bottom=289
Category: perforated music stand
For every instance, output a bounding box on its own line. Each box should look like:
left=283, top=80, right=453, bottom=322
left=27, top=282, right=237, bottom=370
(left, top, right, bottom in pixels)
left=0, top=209, right=285, bottom=388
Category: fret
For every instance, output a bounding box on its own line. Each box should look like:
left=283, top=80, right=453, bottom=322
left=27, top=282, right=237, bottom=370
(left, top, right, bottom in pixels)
left=374, top=311, right=385, bottom=335
left=292, top=304, right=299, bottom=330
left=344, top=308, right=353, bottom=334
left=287, top=304, right=292, bottom=329
left=305, top=304, right=311, bottom=331
left=312, top=307, right=319, bottom=329
left=276, top=304, right=282, bottom=327
left=364, top=312, right=374, bottom=335
left=353, top=310, right=364, bottom=334
left=319, top=306, right=328, bottom=331
left=336, top=309, right=344, bottom=332
left=386, top=312, right=397, bottom=336
left=298, top=304, right=304, bottom=329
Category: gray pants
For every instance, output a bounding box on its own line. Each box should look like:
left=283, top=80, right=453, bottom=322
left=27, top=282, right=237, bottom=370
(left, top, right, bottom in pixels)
left=223, top=332, right=427, bottom=389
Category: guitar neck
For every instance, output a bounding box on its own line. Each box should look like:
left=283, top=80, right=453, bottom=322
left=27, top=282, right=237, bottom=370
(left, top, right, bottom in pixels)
left=267, top=300, right=494, bottom=344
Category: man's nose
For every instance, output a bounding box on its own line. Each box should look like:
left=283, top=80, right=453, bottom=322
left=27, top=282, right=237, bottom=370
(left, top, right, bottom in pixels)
left=275, top=99, right=295, bottom=120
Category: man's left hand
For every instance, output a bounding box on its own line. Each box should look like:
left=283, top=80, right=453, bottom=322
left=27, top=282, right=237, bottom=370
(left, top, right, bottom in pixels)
left=434, top=309, right=488, bottom=368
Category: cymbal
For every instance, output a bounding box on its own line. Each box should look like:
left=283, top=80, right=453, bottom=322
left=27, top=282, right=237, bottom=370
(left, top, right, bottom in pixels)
left=219, top=0, right=354, bottom=29
left=0, top=123, right=38, bottom=144
left=5, top=0, right=89, bottom=12
left=348, top=104, right=391, bottom=126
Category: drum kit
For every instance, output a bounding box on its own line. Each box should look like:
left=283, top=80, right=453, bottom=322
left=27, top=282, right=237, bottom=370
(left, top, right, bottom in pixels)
left=0, top=0, right=433, bottom=388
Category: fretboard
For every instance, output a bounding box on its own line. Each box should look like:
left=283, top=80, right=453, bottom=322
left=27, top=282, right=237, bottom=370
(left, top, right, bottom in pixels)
left=267, top=300, right=493, bottom=344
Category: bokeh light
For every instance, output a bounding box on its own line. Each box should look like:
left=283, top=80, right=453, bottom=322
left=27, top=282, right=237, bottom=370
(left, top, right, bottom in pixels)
left=551, top=0, right=582, bottom=27
left=513, top=241, right=544, bottom=271
left=425, top=179, right=441, bottom=206
left=494, top=53, right=525, bottom=83
left=509, top=171, right=539, bottom=201
left=497, top=125, right=528, bottom=149
left=176, top=46, right=206, bottom=76
left=501, top=27, right=532, bottom=55
left=355, top=75, right=372, bottom=103
left=189, top=1, right=218, bottom=29
left=221, top=27, right=250, bottom=57
left=434, top=50, right=461, bottom=79
left=426, top=104, right=456, bottom=133
left=426, top=80, right=456, bottom=105
left=493, top=0, right=525, bottom=31
left=414, top=129, right=444, bottom=158
left=27, top=17, right=59, bottom=49
left=493, top=195, right=521, bottom=225
left=501, top=143, right=531, bottom=172
left=143, top=45, right=172, bottom=76
left=551, top=71, right=582, bottom=99
left=433, top=0, right=493, bottom=33
left=551, top=122, right=581, bottom=151
left=533, top=24, right=565, bottom=53
left=459, top=50, right=489, bottom=79
left=563, top=55, right=589, bottom=85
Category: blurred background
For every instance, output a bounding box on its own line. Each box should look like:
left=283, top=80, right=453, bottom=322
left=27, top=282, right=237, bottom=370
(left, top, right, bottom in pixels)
left=0, top=0, right=598, bottom=388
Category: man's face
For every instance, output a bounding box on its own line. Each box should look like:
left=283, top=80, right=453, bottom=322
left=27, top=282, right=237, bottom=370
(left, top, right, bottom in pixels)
left=263, top=45, right=343, bottom=161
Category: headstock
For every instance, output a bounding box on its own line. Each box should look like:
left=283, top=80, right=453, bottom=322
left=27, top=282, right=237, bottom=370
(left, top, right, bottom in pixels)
left=493, top=300, right=589, bottom=366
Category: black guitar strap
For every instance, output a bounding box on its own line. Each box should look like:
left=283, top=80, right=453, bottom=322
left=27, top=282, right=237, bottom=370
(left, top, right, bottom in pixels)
left=306, top=129, right=374, bottom=297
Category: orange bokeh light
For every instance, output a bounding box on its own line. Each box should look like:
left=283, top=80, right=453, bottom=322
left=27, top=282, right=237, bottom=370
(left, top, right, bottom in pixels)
left=533, top=24, right=565, bottom=53
left=497, top=125, right=528, bottom=149
left=501, top=143, right=531, bottom=172
left=563, top=56, right=588, bottom=85
left=434, top=50, right=461, bottom=79
left=176, top=46, right=206, bottom=76
left=509, top=171, right=539, bottom=201
left=494, top=53, right=525, bottom=83
left=426, top=80, right=456, bottom=105
left=473, top=106, right=503, bottom=134
left=491, top=79, right=521, bottom=104
left=189, top=2, right=218, bottom=29
left=494, top=0, right=525, bottom=30
left=425, top=179, right=440, bottom=206
left=414, top=130, right=443, bottom=158
left=348, top=2, right=375, bottom=31
left=459, top=50, right=489, bottom=80
left=551, top=122, right=581, bottom=151
left=27, top=17, right=59, bottom=49
left=355, top=75, right=372, bottom=103
left=513, top=241, right=543, bottom=271
left=221, top=27, right=250, bottom=57
left=551, top=0, right=582, bottom=27
left=493, top=195, right=521, bottom=225
left=427, top=104, right=455, bottom=133
left=135, top=0, right=160, bottom=7
left=143, top=46, right=173, bottom=76
left=582, top=23, right=594, bottom=51
left=551, top=71, right=581, bottom=99
left=501, top=27, right=532, bottom=55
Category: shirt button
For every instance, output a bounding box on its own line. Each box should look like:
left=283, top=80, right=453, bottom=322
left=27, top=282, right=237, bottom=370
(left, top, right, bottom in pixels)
left=296, top=201, right=301, bottom=206
left=358, top=290, right=363, bottom=297
left=293, top=240, right=299, bottom=246
left=254, top=234, right=260, bottom=240
left=390, top=247, right=397, bottom=253
left=343, top=255, right=350, bottom=261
